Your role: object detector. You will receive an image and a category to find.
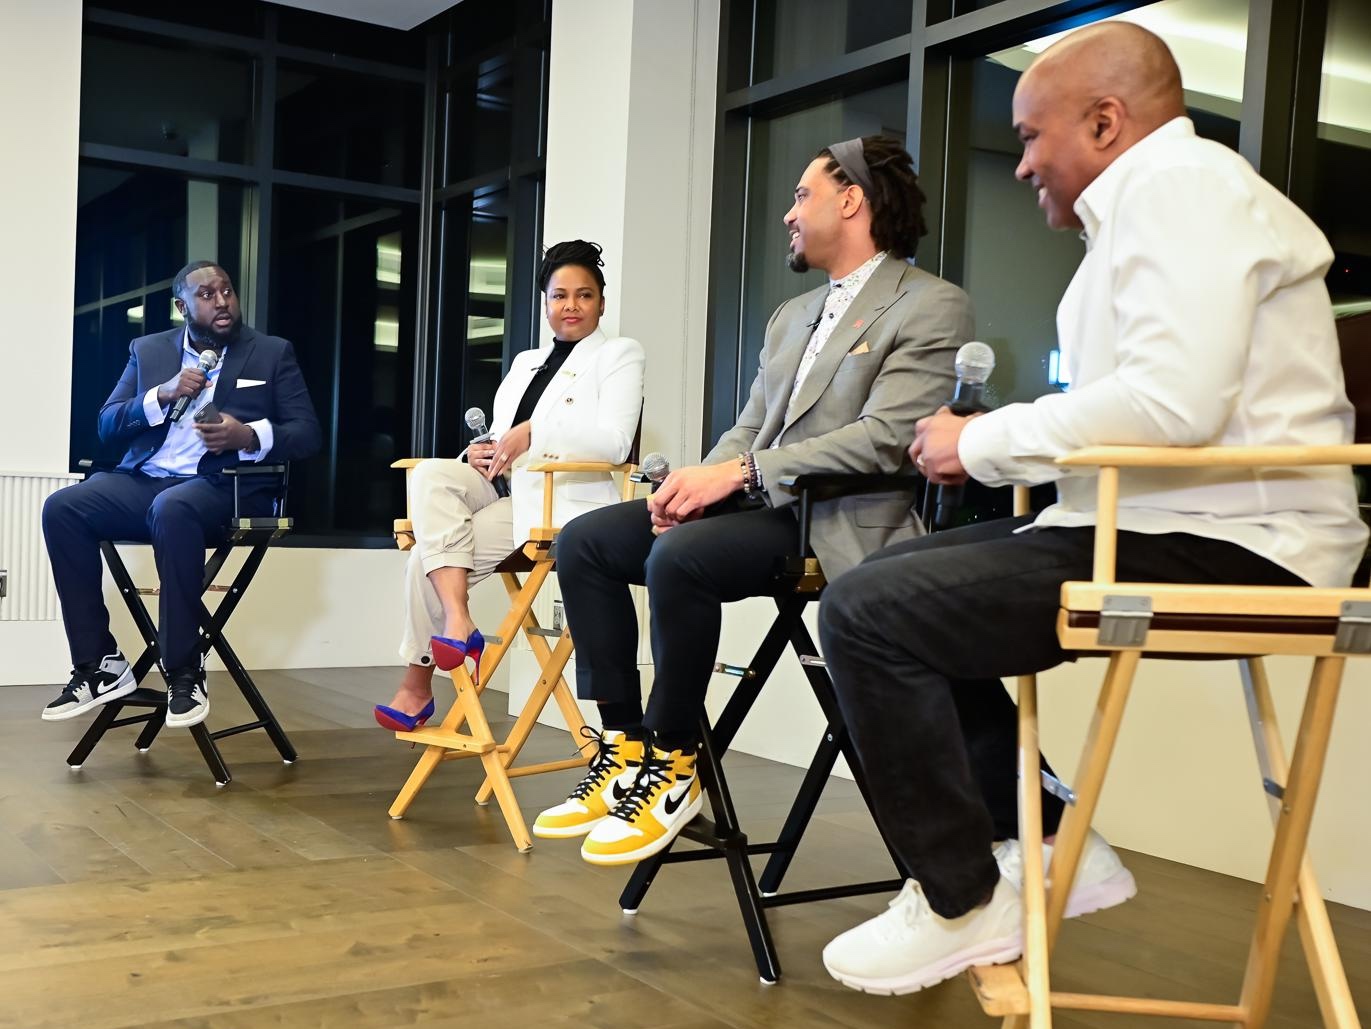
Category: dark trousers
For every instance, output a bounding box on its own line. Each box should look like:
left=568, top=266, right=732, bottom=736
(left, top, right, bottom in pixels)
left=42, top=470, right=241, bottom=672
left=556, top=496, right=801, bottom=734
left=818, top=515, right=1306, bottom=919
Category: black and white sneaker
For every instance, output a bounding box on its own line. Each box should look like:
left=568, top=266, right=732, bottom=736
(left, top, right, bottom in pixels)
left=42, top=653, right=136, bottom=721
left=165, top=667, right=210, bottom=728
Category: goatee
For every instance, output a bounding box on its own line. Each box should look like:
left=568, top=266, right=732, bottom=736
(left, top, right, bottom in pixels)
left=787, top=251, right=810, bottom=274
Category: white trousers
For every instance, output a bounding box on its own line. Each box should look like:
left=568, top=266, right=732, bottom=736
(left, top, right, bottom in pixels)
left=399, top=459, right=514, bottom=666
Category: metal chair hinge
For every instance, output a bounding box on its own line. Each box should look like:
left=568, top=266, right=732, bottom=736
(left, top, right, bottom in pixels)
left=1098, top=595, right=1152, bottom=647
left=1334, top=601, right=1371, bottom=654
left=799, top=654, right=828, bottom=669
left=713, top=662, right=756, bottom=679
left=1041, top=770, right=1076, bottom=806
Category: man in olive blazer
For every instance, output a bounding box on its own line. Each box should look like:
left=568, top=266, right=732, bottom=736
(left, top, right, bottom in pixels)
left=531, top=135, right=974, bottom=867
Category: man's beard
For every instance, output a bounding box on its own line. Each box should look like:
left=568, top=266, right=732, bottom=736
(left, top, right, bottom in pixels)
left=787, top=250, right=810, bottom=274
left=187, top=315, right=243, bottom=350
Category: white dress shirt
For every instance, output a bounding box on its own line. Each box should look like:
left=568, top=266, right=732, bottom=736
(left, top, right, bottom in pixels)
left=140, top=330, right=275, bottom=477
left=959, top=117, right=1366, bottom=588
left=776, top=250, right=889, bottom=437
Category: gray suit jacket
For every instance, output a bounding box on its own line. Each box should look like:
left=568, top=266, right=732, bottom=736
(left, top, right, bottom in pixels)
left=705, top=257, right=973, bottom=577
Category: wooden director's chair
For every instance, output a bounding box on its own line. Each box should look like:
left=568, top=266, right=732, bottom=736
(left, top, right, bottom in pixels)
left=969, top=343, right=1371, bottom=1024
left=618, top=472, right=927, bottom=984
left=68, top=462, right=298, bottom=787
left=388, top=433, right=642, bottom=851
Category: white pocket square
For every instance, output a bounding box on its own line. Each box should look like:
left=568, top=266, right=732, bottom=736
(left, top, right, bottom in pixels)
left=237, top=379, right=266, bottom=388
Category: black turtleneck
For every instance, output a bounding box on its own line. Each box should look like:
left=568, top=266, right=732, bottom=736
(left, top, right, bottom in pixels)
left=512, top=338, right=579, bottom=427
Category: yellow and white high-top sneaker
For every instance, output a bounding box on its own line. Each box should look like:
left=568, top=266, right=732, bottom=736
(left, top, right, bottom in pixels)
left=580, top=744, right=702, bottom=865
left=533, top=729, right=645, bottom=838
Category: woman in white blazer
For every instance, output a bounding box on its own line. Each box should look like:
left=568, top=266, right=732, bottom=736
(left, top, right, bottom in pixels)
left=376, top=240, right=645, bottom=731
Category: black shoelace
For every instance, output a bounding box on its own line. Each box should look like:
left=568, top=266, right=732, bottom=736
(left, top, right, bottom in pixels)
left=569, top=726, right=622, bottom=801
left=609, top=749, right=673, bottom=822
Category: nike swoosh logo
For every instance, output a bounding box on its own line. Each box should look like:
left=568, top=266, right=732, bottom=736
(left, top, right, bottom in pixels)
left=611, top=780, right=632, bottom=801
left=663, top=785, right=692, bottom=816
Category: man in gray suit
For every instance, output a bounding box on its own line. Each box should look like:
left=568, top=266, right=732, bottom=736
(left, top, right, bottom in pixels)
left=534, top=135, right=973, bottom=866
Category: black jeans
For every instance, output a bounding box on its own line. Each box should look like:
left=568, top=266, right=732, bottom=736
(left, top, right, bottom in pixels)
left=556, top=496, right=801, bottom=735
left=819, top=515, right=1305, bottom=919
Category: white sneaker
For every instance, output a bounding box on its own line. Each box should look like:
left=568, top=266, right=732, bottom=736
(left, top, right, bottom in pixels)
left=994, top=829, right=1137, bottom=918
left=823, top=876, right=1023, bottom=995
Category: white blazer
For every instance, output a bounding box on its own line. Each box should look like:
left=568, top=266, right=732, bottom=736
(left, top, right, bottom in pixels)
left=489, top=327, right=645, bottom=544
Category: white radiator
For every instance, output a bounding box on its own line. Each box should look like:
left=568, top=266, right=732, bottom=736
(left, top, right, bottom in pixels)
left=0, top=470, right=81, bottom=621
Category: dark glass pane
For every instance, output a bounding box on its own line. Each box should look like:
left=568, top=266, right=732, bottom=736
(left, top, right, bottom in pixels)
left=275, top=61, right=423, bottom=187
left=445, top=0, right=548, bottom=63
left=1313, top=0, right=1371, bottom=307
left=751, top=0, right=909, bottom=85
left=271, top=189, right=419, bottom=538
left=275, top=7, right=425, bottom=68
left=732, top=80, right=907, bottom=432
left=79, top=30, right=254, bottom=163
left=445, top=62, right=514, bottom=182
left=71, top=164, right=246, bottom=469
left=953, top=0, right=1248, bottom=408
left=435, top=189, right=511, bottom=456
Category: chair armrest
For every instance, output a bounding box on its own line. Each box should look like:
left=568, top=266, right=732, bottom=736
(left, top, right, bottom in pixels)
left=778, top=472, right=923, bottom=502
left=1058, top=444, right=1371, bottom=469
left=391, top=458, right=426, bottom=470
left=775, top=472, right=926, bottom=557
left=525, top=461, right=632, bottom=474
left=77, top=458, right=115, bottom=478
left=222, top=465, right=287, bottom=476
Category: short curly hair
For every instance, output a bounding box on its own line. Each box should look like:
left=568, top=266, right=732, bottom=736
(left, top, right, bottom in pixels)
left=815, top=135, right=927, bottom=259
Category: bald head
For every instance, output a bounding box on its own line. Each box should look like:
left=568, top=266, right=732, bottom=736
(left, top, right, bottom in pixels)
left=1023, top=22, right=1185, bottom=131
left=1011, top=22, right=1187, bottom=230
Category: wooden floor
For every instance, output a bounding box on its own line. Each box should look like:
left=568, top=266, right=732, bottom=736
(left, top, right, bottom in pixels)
left=0, top=668, right=1366, bottom=1029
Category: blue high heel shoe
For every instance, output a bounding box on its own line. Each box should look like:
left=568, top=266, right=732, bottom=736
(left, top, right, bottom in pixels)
left=373, top=698, right=436, bottom=732
left=431, top=629, right=486, bottom=684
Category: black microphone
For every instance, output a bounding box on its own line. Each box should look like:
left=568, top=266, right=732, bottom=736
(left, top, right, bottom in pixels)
left=631, top=452, right=671, bottom=492
left=464, top=406, right=510, bottom=499
left=931, top=341, right=995, bottom=531
left=169, top=349, right=221, bottom=424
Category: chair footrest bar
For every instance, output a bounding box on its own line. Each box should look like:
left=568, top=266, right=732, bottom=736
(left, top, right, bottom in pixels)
left=969, top=963, right=1249, bottom=1022
left=208, top=719, right=271, bottom=741
left=108, top=714, right=160, bottom=730
left=760, top=879, right=905, bottom=908
left=504, top=757, right=587, bottom=778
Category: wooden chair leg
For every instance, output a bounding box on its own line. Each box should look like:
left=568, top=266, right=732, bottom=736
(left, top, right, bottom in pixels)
left=474, top=628, right=581, bottom=805
left=1242, top=659, right=1361, bottom=1029
left=452, top=670, right=532, bottom=851
left=1044, top=649, right=1140, bottom=949
left=388, top=745, right=445, bottom=819
left=1003, top=672, right=1052, bottom=1029
left=1238, top=656, right=1345, bottom=1028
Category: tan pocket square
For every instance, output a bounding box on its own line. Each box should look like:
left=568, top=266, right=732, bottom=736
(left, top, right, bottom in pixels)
left=848, top=341, right=871, bottom=356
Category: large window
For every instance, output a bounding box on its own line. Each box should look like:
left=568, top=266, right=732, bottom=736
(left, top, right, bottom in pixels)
left=71, top=1, right=551, bottom=543
left=707, top=0, right=1362, bottom=516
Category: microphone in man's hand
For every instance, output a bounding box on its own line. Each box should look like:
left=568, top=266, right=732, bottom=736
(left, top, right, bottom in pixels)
left=932, top=341, right=996, bottom=530
left=631, top=452, right=671, bottom=492
left=169, top=349, right=221, bottom=424
left=464, top=406, right=510, bottom=498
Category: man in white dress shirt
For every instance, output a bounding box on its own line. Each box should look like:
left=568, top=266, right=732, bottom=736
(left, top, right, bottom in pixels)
left=41, top=262, right=320, bottom=730
left=816, top=21, right=1367, bottom=996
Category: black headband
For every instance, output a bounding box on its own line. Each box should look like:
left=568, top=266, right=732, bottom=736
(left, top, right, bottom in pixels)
left=828, top=137, right=874, bottom=196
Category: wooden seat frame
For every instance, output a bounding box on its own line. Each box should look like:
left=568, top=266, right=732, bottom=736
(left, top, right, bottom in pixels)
left=970, top=444, right=1371, bottom=1029
left=388, top=456, right=641, bottom=851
